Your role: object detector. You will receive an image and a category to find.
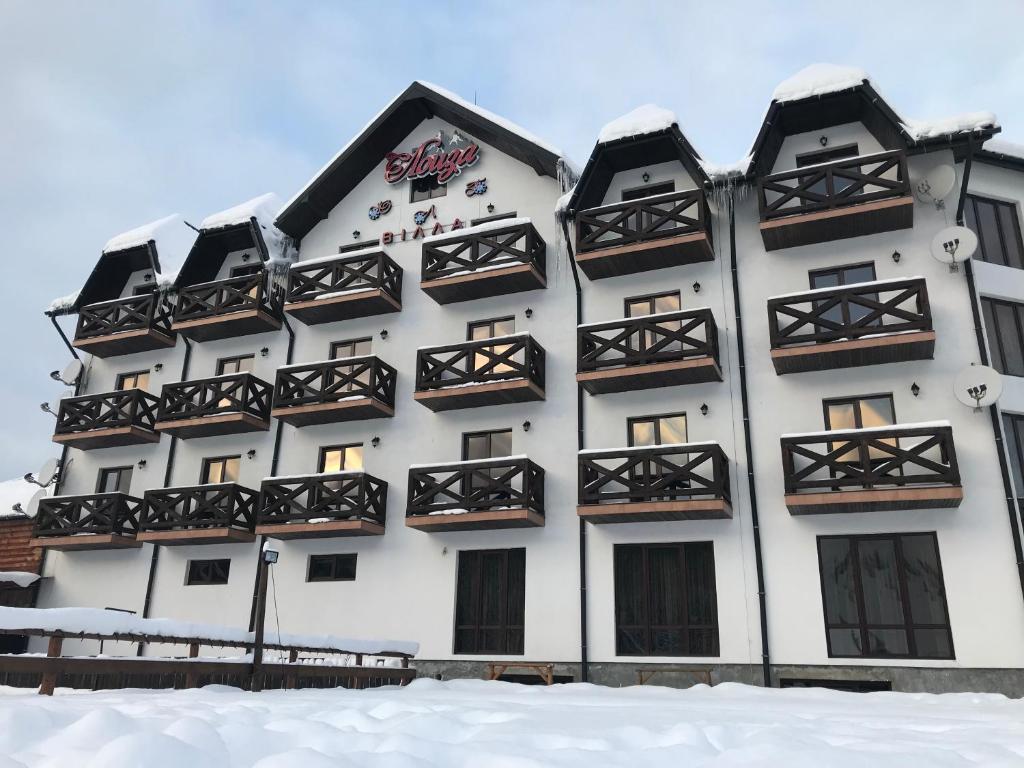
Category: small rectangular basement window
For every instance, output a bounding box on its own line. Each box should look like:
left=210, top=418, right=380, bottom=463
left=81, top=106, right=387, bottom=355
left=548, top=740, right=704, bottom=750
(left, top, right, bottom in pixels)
left=307, top=554, right=358, bottom=582
left=186, top=559, right=230, bottom=586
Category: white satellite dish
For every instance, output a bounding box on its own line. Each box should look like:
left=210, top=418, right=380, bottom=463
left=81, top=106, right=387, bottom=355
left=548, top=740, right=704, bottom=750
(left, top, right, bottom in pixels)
left=38, top=458, right=59, bottom=484
left=24, top=488, right=46, bottom=518
left=954, top=364, right=1003, bottom=410
left=914, top=164, right=956, bottom=206
left=930, top=226, right=977, bottom=272
left=62, top=359, right=83, bottom=384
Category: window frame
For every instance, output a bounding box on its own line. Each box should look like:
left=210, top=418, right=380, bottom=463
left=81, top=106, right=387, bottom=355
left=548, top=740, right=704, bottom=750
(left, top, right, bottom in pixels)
left=981, top=296, right=1024, bottom=377
left=623, top=290, right=682, bottom=318
left=816, top=532, right=954, bottom=660
left=185, top=559, right=231, bottom=586
left=410, top=175, right=447, bottom=202
left=808, top=261, right=877, bottom=289
left=318, top=443, right=363, bottom=473
left=215, top=354, right=255, bottom=376
left=795, top=142, right=860, bottom=169
left=229, top=261, right=263, bottom=278
left=964, top=193, right=1024, bottom=269
left=95, top=466, right=133, bottom=495
left=453, top=547, right=526, bottom=655
left=621, top=180, right=676, bottom=202
left=1002, top=412, right=1024, bottom=503
left=115, top=370, right=149, bottom=390
left=627, top=412, right=688, bottom=447
left=201, top=455, right=241, bottom=485
left=306, top=553, right=358, bottom=582
left=821, top=393, right=896, bottom=431
left=461, top=429, right=513, bottom=461
left=467, top=316, right=516, bottom=341
left=329, top=337, right=373, bottom=360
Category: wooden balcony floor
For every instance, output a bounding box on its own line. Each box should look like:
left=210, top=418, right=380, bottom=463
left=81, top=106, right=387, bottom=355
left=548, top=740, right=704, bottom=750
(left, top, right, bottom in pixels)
left=172, top=309, right=282, bottom=342
left=577, top=499, right=732, bottom=523
left=414, top=378, right=545, bottom=412
left=256, top=520, right=385, bottom=539
left=772, top=331, right=935, bottom=375
left=271, top=397, right=394, bottom=427
left=578, top=357, right=722, bottom=395
left=52, top=426, right=160, bottom=450
left=72, top=327, right=177, bottom=358
left=136, top=528, right=255, bottom=545
left=406, top=508, right=544, bottom=532
left=30, top=533, right=141, bottom=551
left=786, top=486, right=963, bottom=515
left=576, top=231, right=713, bottom=280
left=155, top=412, right=270, bottom=439
left=760, top=196, right=913, bottom=251
left=421, top=263, right=546, bottom=304
left=285, top=289, right=401, bottom=325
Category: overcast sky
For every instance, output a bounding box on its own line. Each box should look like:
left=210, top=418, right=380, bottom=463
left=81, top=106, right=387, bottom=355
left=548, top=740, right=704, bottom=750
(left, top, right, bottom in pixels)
left=1, top=0, right=1022, bottom=479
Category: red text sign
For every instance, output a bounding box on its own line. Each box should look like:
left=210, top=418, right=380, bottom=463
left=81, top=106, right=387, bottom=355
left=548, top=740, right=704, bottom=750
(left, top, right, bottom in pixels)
left=384, top=138, right=480, bottom=185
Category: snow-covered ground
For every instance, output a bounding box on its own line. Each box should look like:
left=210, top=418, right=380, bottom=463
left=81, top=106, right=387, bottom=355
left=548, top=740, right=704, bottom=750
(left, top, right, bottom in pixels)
left=0, top=679, right=1021, bottom=766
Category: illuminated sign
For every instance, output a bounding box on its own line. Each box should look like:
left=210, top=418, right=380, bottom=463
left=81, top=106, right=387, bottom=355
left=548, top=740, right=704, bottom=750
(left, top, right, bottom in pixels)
left=384, top=132, right=480, bottom=185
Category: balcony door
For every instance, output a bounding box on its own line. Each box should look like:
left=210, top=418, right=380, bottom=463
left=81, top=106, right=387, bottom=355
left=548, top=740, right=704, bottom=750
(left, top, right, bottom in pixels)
left=230, top=262, right=263, bottom=299
left=628, top=413, right=687, bottom=498
left=200, top=456, right=240, bottom=517
left=463, top=429, right=513, bottom=504
left=809, top=262, right=877, bottom=332
left=468, top=317, right=515, bottom=375
left=454, top=548, right=525, bottom=655
left=96, top=466, right=132, bottom=495
left=216, top=355, right=255, bottom=408
left=796, top=143, right=860, bottom=199
left=625, top=291, right=682, bottom=357
left=824, top=394, right=896, bottom=466
left=116, top=370, right=149, bottom=391
left=329, top=338, right=373, bottom=393
left=317, top=444, right=363, bottom=514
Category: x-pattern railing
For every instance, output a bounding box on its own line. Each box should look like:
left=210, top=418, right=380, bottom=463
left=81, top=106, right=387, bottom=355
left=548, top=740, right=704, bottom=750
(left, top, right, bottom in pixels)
left=416, top=335, right=544, bottom=391
left=55, top=389, right=160, bottom=435
left=422, top=222, right=546, bottom=281
left=578, top=444, right=730, bottom=505
left=287, top=251, right=402, bottom=303
left=407, top=458, right=545, bottom=517
left=76, top=292, right=174, bottom=340
left=781, top=425, right=960, bottom=494
left=157, top=373, right=272, bottom=422
left=141, top=483, right=258, bottom=532
left=175, top=271, right=280, bottom=322
left=259, top=473, right=387, bottom=524
left=34, top=493, right=142, bottom=538
left=576, top=189, right=710, bottom=254
left=273, top=357, right=396, bottom=409
left=579, top=308, right=719, bottom=371
left=758, top=149, right=909, bottom=220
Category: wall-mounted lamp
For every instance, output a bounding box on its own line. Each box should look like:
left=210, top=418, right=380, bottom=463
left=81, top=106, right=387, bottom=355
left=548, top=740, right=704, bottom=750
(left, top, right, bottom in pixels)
left=522, top=420, right=531, bottom=432
left=380, top=329, right=389, bottom=340
left=642, top=172, right=651, bottom=183
left=246, top=449, right=257, bottom=460
left=692, top=281, right=701, bottom=294
left=153, top=363, right=163, bottom=372
left=137, top=459, right=147, bottom=469
left=700, top=403, right=709, bottom=416
left=260, top=347, right=270, bottom=357
left=819, top=135, right=828, bottom=147
left=241, top=252, right=252, bottom=261
left=143, top=273, right=153, bottom=282
left=911, top=382, right=920, bottom=397
left=352, top=230, right=361, bottom=240
left=892, top=250, right=902, bottom=264
left=39, top=402, right=56, bottom=416
left=486, top=203, right=495, bottom=214
left=371, top=436, right=381, bottom=448
left=525, top=308, right=533, bottom=319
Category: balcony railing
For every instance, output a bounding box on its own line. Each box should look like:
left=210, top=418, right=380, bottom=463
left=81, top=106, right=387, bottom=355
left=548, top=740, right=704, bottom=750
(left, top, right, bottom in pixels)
left=271, top=356, right=397, bottom=426
left=577, top=443, right=732, bottom=522
left=575, top=190, right=713, bottom=279
left=73, top=293, right=177, bottom=358
left=285, top=251, right=402, bottom=324
left=757, top=150, right=913, bottom=250
left=781, top=423, right=963, bottom=514
left=172, top=271, right=282, bottom=341
left=138, top=483, right=258, bottom=544
left=421, top=220, right=547, bottom=303
left=767, top=277, right=935, bottom=374
left=32, top=493, right=142, bottom=549
left=577, top=308, right=721, bottom=394
left=155, top=373, right=272, bottom=438
left=52, top=389, right=161, bottom=450
left=414, top=333, right=545, bottom=411
left=406, top=457, right=545, bottom=531
left=257, top=472, right=388, bottom=538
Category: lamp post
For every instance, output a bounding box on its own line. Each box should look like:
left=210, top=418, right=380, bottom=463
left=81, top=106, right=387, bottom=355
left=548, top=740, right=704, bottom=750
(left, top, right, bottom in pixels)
left=250, top=547, right=278, bottom=692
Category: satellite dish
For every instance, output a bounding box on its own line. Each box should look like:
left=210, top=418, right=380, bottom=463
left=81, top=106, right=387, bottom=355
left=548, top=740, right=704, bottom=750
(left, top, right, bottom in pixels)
left=61, top=360, right=83, bottom=384
left=954, top=364, right=1003, bottom=410
left=930, top=226, right=977, bottom=271
left=914, top=164, right=956, bottom=205
left=38, top=458, right=59, bottom=484
left=24, top=489, right=45, bottom=518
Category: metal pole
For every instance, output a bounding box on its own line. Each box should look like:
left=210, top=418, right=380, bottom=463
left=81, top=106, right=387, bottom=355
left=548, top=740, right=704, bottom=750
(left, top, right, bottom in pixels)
left=250, top=556, right=269, bottom=692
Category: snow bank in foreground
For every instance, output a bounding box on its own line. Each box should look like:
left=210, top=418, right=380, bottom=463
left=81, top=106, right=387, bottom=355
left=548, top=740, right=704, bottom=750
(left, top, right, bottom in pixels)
left=0, top=679, right=1021, bottom=766
left=598, top=104, right=677, bottom=144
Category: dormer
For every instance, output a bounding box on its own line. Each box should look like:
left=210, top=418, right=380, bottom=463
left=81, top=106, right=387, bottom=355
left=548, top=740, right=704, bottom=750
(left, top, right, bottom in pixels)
left=560, top=105, right=714, bottom=280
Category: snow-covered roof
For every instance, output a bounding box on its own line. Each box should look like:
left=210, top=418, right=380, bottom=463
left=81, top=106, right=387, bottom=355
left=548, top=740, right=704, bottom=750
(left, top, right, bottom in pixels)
left=0, top=572, right=40, bottom=588
left=199, top=192, right=281, bottom=232
left=0, top=477, right=45, bottom=521
left=597, top=104, right=678, bottom=144
left=981, top=137, right=1024, bottom=161
left=772, top=64, right=869, bottom=103
left=101, top=213, right=193, bottom=287
left=902, top=112, right=999, bottom=142
left=698, top=156, right=753, bottom=181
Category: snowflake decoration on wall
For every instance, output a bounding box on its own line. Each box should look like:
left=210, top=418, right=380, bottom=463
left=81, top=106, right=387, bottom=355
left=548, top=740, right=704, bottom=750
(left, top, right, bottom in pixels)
left=465, top=178, right=488, bottom=197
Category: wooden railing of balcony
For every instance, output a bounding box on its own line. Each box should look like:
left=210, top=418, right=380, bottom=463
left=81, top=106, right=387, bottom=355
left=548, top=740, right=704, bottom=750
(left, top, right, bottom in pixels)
left=272, top=357, right=397, bottom=425
left=53, top=389, right=160, bottom=449
left=33, top=493, right=143, bottom=549
left=73, top=293, right=176, bottom=357
left=577, top=189, right=711, bottom=254
left=138, top=483, right=258, bottom=544
left=285, top=251, right=402, bottom=323
left=406, top=457, right=545, bottom=531
left=156, top=373, right=272, bottom=437
left=781, top=424, right=962, bottom=514
left=257, top=472, right=388, bottom=538
left=577, top=443, right=731, bottom=522
left=423, top=221, right=545, bottom=278
left=173, top=271, right=282, bottom=339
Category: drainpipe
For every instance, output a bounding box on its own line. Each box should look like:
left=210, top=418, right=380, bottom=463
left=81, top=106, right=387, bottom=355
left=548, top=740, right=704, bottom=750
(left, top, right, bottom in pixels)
left=725, top=189, right=772, bottom=687
left=137, top=336, right=192, bottom=655
left=560, top=215, right=588, bottom=683
left=957, top=139, right=1024, bottom=601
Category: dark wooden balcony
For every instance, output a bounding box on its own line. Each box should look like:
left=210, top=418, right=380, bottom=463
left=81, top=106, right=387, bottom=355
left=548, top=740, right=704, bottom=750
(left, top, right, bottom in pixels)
left=154, top=373, right=272, bottom=438
left=285, top=250, right=402, bottom=325
left=257, top=472, right=387, bottom=538
left=758, top=150, right=913, bottom=251
left=414, top=334, right=545, bottom=412
left=32, top=493, right=142, bottom=550
left=406, top=457, right=545, bottom=532
left=577, top=443, right=732, bottom=523
left=421, top=221, right=546, bottom=303
left=137, top=483, right=257, bottom=545
left=172, top=271, right=282, bottom=341
left=781, top=423, right=962, bottom=515
left=271, top=356, right=396, bottom=426
left=577, top=308, right=721, bottom=394
left=72, top=293, right=176, bottom=358
left=52, top=389, right=160, bottom=450
left=575, top=190, right=713, bottom=280
left=768, top=277, right=935, bottom=374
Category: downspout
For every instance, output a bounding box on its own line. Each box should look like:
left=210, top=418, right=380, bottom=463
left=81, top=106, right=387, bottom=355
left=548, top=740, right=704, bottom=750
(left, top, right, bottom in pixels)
left=725, top=188, right=772, bottom=687
left=561, top=214, right=588, bottom=683
left=958, top=139, right=1024, bottom=601
left=137, top=335, right=192, bottom=655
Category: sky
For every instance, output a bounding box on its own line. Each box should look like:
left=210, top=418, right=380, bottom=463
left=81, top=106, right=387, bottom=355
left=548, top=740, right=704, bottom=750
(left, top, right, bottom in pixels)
left=1, top=0, right=1022, bottom=481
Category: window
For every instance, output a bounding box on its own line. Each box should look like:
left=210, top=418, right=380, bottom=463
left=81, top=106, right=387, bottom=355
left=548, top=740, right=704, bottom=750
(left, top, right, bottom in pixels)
left=964, top=194, right=1024, bottom=270
left=463, top=430, right=513, bottom=502
left=330, top=338, right=372, bottom=359
left=625, top=291, right=682, bottom=354
left=410, top=175, right=446, bottom=202
left=621, top=181, right=675, bottom=202
left=454, top=548, right=525, bottom=655
left=132, top=283, right=157, bottom=296
left=1002, top=413, right=1024, bottom=504
left=629, top=413, right=687, bottom=447
left=202, top=456, right=240, bottom=484
left=823, top=394, right=896, bottom=462
left=614, top=542, right=719, bottom=656
left=468, top=317, right=516, bottom=374
left=319, top=444, right=364, bottom=473
left=116, top=370, right=149, bottom=391
left=981, top=297, right=1024, bottom=377
left=216, top=355, right=255, bottom=375
left=817, top=533, right=953, bottom=659
left=96, top=466, right=133, bottom=494
left=229, top=261, right=263, bottom=278
left=809, top=263, right=878, bottom=329
left=470, top=211, right=517, bottom=226
left=307, top=553, right=357, bottom=582
left=186, top=559, right=230, bottom=586
left=796, top=143, right=860, bottom=198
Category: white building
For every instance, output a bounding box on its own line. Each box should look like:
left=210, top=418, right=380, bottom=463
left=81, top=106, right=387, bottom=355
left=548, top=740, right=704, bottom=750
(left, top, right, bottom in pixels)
left=23, top=69, right=1024, bottom=694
